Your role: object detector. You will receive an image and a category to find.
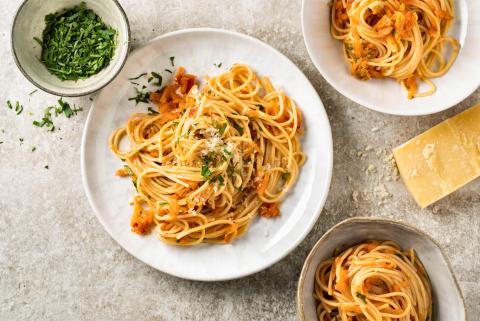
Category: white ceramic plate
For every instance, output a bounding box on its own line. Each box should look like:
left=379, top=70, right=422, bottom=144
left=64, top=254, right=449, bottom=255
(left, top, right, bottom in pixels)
left=301, top=0, right=480, bottom=116
left=81, top=28, right=333, bottom=281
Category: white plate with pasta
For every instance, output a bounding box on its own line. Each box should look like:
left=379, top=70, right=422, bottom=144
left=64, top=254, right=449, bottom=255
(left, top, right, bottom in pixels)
left=302, top=0, right=480, bottom=116
left=81, top=28, right=333, bottom=281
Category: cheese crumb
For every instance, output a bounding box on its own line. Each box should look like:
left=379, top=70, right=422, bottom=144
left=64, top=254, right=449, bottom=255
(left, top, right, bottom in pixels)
left=352, top=190, right=360, bottom=202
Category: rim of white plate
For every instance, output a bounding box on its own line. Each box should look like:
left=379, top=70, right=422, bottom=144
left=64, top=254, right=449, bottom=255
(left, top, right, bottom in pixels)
left=301, top=0, right=480, bottom=116
left=80, top=28, right=333, bottom=281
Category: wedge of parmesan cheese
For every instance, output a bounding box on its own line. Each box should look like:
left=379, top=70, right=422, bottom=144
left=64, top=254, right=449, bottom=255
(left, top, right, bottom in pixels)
left=393, top=103, right=480, bottom=208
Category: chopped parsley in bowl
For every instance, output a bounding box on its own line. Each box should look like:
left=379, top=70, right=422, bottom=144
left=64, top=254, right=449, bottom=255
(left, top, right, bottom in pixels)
left=34, top=2, right=117, bottom=81
left=12, top=0, right=130, bottom=96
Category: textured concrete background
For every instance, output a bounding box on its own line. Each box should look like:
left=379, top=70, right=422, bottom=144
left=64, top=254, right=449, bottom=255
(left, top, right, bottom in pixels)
left=0, top=1, right=478, bottom=320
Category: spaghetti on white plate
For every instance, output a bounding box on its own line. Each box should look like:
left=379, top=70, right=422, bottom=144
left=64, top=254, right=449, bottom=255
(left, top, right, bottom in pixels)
left=331, top=0, right=459, bottom=99
left=314, top=240, right=432, bottom=321
left=109, top=64, right=305, bottom=245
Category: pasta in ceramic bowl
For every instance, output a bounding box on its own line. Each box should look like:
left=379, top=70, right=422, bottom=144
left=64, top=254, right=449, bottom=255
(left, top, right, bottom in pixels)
left=301, top=0, right=480, bottom=116
left=297, top=217, right=466, bottom=321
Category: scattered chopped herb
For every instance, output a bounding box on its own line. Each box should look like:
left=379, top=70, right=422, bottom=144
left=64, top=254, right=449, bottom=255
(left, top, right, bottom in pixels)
left=57, top=98, right=82, bottom=118
left=0, top=141, right=3, bottom=144
left=6, top=100, right=24, bottom=115
left=150, top=72, right=162, bottom=87
left=123, top=165, right=133, bottom=176
left=217, top=175, right=225, bottom=186
left=33, top=98, right=81, bottom=131
left=132, top=180, right=138, bottom=190
left=33, top=117, right=54, bottom=131
left=15, top=102, right=23, bottom=115
left=164, top=68, right=173, bottom=74
left=223, top=148, right=233, bottom=158
left=201, top=159, right=212, bottom=180
left=28, top=89, right=38, bottom=96
left=233, top=122, right=244, bottom=135
left=128, top=73, right=147, bottom=80
left=36, top=2, right=117, bottom=81
left=356, top=292, right=367, bottom=304
left=28, top=112, right=34, bottom=116
left=19, top=138, right=24, bottom=144
left=128, top=87, right=150, bottom=105
left=158, top=201, right=168, bottom=206
left=89, top=97, right=94, bottom=102
left=44, top=165, right=49, bottom=169
left=215, top=122, right=227, bottom=136
left=31, top=146, right=37, bottom=152
left=227, top=165, right=235, bottom=178
left=129, top=81, right=141, bottom=86
left=214, top=62, right=223, bottom=68
left=169, top=56, right=175, bottom=66
left=147, top=107, right=159, bottom=115
left=281, top=172, right=291, bottom=181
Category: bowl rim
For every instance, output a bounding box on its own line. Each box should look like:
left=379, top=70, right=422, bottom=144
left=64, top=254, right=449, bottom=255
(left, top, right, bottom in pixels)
left=300, top=0, right=480, bottom=117
left=296, top=216, right=467, bottom=321
left=10, top=0, right=131, bottom=97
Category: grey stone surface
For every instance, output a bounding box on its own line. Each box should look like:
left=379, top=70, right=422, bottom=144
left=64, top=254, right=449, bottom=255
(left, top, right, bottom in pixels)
left=0, top=0, right=478, bottom=320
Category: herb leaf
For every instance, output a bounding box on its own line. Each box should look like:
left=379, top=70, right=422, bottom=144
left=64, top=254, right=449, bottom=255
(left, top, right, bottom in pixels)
left=147, top=107, right=159, bottom=115
left=169, top=56, right=175, bottom=66
left=223, top=148, right=233, bottom=158
left=128, top=73, right=147, bottom=80
left=6, top=100, right=24, bottom=115
left=201, top=159, right=212, bottom=180
left=215, top=122, right=227, bottom=136
left=128, top=87, right=150, bottom=105
left=356, top=292, right=367, bottom=304
left=233, top=122, right=244, bottom=135
left=57, top=98, right=82, bottom=118
left=15, top=102, right=24, bottom=115
left=150, top=72, right=162, bottom=87
left=124, top=165, right=133, bottom=176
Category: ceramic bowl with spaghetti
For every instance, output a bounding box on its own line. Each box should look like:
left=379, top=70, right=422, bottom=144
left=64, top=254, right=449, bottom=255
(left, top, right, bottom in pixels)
left=297, top=217, right=466, bottom=321
left=11, top=0, right=130, bottom=96
left=301, top=0, right=480, bottom=116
